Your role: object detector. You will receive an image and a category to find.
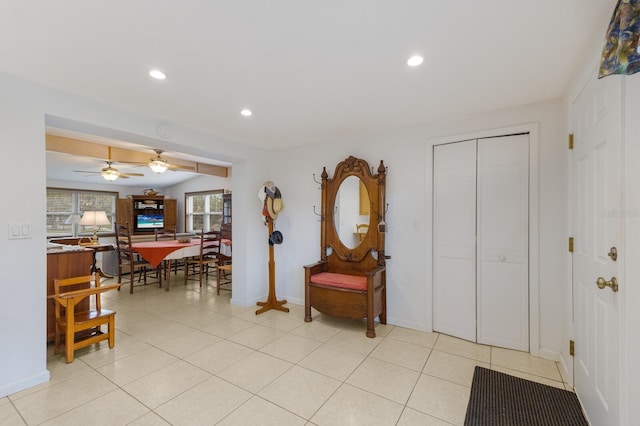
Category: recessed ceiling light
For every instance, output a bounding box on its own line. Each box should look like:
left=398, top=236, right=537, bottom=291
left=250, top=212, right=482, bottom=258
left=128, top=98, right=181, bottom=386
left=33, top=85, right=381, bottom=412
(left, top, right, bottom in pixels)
left=149, top=69, right=167, bottom=80
left=407, top=55, right=424, bottom=67
left=240, top=109, right=253, bottom=117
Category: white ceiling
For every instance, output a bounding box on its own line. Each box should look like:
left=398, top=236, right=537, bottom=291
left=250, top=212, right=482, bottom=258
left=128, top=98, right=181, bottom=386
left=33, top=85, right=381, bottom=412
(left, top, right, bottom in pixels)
left=2, top=1, right=613, bottom=185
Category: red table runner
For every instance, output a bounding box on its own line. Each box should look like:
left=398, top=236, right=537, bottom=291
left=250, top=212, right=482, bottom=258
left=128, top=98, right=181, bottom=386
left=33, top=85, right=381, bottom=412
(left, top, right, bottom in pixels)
left=131, top=240, right=200, bottom=268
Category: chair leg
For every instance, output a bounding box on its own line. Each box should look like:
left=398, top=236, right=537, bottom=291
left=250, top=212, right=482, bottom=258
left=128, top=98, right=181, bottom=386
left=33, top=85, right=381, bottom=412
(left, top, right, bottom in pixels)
left=108, top=316, right=115, bottom=348
left=54, top=324, right=60, bottom=354
left=217, top=263, right=221, bottom=295
left=65, top=326, right=74, bottom=363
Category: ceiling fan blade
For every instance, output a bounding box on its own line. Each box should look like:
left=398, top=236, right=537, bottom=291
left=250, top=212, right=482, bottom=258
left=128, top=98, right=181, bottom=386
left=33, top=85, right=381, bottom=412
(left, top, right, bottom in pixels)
left=74, top=170, right=101, bottom=174
left=120, top=172, right=145, bottom=177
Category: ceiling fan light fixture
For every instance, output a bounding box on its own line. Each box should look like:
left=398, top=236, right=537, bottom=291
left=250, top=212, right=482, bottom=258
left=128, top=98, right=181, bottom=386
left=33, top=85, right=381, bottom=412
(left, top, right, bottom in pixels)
left=101, top=168, right=119, bottom=181
left=149, top=158, right=169, bottom=173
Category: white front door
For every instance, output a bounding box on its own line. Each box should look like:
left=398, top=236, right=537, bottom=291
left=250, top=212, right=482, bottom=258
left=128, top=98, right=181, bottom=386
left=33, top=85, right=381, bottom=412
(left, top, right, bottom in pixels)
left=572, top=71, right=621, bottom=425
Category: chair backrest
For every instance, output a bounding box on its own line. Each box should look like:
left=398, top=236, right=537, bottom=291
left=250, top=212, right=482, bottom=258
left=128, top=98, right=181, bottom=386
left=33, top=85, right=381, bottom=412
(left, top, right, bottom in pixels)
left=195, top=229, right=219, bottom=260
left=115, top=222, right=134, bottom=266
left=155, top=226, right=176, bottom=241
left=54, top=274, right=101, bottom=316
left=217, top=222, right=232, bottom=263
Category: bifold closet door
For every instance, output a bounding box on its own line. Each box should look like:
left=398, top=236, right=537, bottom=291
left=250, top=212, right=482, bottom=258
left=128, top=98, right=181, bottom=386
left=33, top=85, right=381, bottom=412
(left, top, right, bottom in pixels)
left=433, top=134, right=529, bottom=351
left=476, top=134, right=529, bottom=351
left=433, top=140, right=477, bottom=342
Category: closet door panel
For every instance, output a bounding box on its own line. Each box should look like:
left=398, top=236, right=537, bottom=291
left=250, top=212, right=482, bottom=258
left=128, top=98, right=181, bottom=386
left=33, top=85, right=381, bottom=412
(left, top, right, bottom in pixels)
left=476, top=134, right=529, bottom=350
left=433, top=140, right=477, bottom=342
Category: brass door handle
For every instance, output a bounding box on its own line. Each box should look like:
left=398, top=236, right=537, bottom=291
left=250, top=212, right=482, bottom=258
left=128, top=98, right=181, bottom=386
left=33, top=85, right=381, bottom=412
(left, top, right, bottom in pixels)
left=596, top=277, right=618, bottom=292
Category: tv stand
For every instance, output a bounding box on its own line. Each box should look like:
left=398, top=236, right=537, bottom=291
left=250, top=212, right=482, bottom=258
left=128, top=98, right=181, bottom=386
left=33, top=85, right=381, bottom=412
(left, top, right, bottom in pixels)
left=116, top=195, right=177, bottom=234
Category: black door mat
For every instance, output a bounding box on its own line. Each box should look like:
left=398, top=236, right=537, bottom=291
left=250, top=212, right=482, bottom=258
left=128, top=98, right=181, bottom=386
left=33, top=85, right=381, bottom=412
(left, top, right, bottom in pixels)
left=464, top=366, right=589, bottom=426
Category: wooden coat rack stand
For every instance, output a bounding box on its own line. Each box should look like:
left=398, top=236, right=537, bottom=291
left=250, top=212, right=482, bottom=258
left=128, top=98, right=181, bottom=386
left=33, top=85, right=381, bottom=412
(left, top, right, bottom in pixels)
left=256, top=219, right=289, bottom=314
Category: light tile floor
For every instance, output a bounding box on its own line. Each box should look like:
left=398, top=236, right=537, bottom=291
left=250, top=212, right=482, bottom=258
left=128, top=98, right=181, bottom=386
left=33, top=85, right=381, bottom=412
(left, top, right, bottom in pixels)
left=2, top=275, right=571, bottom=425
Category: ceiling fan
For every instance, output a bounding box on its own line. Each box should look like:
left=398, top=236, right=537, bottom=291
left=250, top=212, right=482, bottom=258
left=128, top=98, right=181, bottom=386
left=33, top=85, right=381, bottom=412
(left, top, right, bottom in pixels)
left=74, top=147, right=144, bottom=181
left=123, top=149, right=196, bottom=174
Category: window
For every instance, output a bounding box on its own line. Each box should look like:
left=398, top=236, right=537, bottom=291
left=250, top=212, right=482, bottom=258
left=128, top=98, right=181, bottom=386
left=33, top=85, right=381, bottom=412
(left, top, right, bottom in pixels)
left=185, top=190, right=224, bottom=232
left=46, top=188, right=117, bottom=237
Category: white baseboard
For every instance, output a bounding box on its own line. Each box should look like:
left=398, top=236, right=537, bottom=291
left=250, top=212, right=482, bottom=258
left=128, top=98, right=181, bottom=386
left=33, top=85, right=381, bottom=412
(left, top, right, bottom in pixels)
left=0, top=370, right=50, bottom=398
left=537, top=347, right=561, bottom=362
left=386, top=316, right=427, bottom=332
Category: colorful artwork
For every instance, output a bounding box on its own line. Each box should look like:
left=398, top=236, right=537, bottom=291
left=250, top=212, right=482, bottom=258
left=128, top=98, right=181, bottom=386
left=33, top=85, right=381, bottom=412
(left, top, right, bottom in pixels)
left=599, top=0, right=640, bottom=78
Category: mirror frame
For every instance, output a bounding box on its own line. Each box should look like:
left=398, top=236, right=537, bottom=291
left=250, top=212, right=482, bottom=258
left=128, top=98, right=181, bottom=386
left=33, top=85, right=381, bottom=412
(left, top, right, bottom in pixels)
left=320, top=156, right=386, bottom=266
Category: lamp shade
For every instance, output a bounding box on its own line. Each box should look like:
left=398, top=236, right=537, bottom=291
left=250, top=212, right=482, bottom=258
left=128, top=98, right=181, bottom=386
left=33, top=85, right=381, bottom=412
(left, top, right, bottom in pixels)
left=64, top=214, right=82, bottom=225
left=80, top=211, right=111, bottom=227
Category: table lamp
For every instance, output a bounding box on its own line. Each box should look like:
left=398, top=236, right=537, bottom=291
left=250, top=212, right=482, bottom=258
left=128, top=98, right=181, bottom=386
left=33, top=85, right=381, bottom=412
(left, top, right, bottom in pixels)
left=64, top=213, right=82, bottom=237
left=79, top=211, right=111, bottom=244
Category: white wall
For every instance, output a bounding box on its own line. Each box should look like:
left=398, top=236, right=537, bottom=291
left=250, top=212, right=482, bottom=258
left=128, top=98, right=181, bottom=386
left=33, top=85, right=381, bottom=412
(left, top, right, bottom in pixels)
left=0, top=72, right=569, bottom=400
left=268, top=100, right=567, bottom=356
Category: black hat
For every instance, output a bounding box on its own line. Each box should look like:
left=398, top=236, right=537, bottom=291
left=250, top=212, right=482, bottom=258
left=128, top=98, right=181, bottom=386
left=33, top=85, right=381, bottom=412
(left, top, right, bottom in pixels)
left=269, top=230, right=284, bottom=245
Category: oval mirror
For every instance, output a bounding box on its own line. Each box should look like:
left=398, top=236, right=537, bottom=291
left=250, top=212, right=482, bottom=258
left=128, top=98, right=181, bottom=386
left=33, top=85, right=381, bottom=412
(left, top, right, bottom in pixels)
left=334, top=175, right=370, bottom=248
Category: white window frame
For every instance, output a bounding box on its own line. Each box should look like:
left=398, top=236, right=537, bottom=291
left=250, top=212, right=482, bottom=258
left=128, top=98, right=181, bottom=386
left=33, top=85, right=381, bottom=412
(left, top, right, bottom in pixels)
left=185, top=190, right=224, bottom=232
left=46, top=187, right=117, bottom=238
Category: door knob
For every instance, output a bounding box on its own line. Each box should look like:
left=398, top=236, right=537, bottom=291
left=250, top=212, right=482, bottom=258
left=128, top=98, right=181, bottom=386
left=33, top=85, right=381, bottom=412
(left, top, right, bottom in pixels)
left=596, top=276, right=618, bottom=292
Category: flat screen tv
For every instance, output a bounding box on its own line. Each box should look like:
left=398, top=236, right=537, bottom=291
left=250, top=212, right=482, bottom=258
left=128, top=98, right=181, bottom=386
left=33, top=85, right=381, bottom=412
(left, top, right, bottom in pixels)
left=135, top=214, right=164, bottom=230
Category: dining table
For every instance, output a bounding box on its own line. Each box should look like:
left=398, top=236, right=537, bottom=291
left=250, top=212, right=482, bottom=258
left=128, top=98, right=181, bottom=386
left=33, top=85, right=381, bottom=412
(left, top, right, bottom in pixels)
left=131, top=238, right=231, bottom=291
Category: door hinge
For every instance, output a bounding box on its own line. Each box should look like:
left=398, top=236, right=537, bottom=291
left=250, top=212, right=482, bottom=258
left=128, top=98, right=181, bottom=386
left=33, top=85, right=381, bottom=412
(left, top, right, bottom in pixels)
left=569, top=237, right=574, bottom=253
left=568, top=133, right=574, bottom=150
left=570, top=339, right=575, bottom=356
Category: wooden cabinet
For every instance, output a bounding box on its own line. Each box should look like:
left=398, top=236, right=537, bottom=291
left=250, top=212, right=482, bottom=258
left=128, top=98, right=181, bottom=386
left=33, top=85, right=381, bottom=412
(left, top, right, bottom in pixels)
left=116, top=196, right=177, bottom=233
left=164, top=199, right=177, bottom=229
left=46, top=249, right=94, bottom=342
left=223, top=193, right=232, bottom=224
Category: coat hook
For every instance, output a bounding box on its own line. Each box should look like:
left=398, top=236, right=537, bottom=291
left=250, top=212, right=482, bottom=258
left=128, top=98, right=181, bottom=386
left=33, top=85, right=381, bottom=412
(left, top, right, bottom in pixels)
left=370, top=203, right=389, bottom=221
left=312, top=174, right=322, bottom=189
left=313, top=206, right=325, bottom=222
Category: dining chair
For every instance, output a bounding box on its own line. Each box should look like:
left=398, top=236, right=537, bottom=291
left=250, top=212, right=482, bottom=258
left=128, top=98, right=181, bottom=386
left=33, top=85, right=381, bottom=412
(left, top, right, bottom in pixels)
left=184, top=229, right=219, bottom=288
left=215, top=222, right=232, bottom=295
left=115, top=222, right=159, bottom=293
left=53, top=274, right=120, bottom=363
left=155, top=226, right=178, bottom=278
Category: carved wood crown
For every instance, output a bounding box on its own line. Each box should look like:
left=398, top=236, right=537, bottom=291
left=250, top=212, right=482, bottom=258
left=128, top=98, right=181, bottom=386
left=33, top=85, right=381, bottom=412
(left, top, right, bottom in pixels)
left=332, top=156, right=373, bottom=181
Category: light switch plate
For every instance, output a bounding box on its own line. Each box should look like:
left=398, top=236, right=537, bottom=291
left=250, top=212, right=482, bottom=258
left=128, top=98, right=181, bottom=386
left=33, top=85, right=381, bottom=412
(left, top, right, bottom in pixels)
left=8, top=223, right=32, bottom=239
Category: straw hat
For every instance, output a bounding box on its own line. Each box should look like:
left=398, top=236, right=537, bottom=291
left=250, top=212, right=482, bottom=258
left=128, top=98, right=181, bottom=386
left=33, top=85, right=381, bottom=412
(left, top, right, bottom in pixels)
left=267, top=197, right=284, bottom=220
